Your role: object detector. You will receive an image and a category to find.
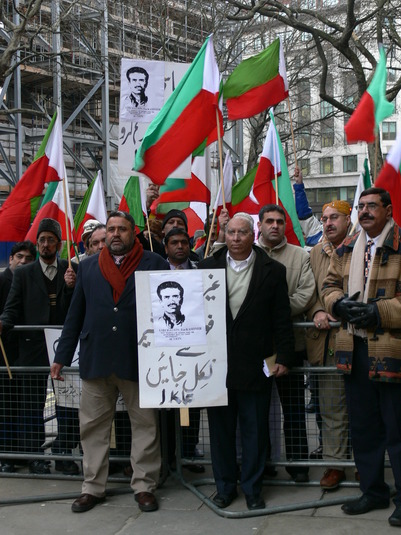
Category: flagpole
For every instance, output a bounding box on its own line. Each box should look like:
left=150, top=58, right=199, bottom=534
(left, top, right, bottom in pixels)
left=62, top=176, right=72, bottom=268
left=0, top=337, right=12, bottom=379
left=215, top=108, right=226, bottom=209
left=146, top=217, right=153, bottom=252
left=204, top=207, right=218, bottom=259
left=286, top=96, right=298, bottom=168
left=373, top=134, right=379, bottom=183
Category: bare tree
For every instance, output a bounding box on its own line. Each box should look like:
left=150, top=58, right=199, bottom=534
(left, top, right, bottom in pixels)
left=222, top=0, right=401, bottom=175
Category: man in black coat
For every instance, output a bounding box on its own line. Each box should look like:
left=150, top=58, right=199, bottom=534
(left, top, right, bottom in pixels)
left=51, top=211, right=168, bottom=514
left=198, top=213, right=294, bottom=511
left=0, top=241, right=36, bottom=473
left=0, top=219, right=77, bottom=474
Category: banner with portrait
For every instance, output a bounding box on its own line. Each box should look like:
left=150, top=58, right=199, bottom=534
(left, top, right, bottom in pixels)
left=136, top=269, right=228, bottom=409
left=118, top=59, right=191, bottom=178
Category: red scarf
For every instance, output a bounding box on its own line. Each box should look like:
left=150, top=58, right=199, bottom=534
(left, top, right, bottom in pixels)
left=98, top=239, right=144, bottom=303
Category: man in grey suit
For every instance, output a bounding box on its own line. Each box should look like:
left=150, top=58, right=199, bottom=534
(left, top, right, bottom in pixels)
left=51, top=211, right=168, bottom=514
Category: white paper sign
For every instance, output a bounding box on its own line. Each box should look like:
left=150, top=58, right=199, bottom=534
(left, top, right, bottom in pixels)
left=120, top=59, right=164, bottom=123
left=45, top=329, right=126, bottom=411
left=118, top=60, right=191, bottom=177
left=150, top=271, right=207, bottom=347
left=136, top=269, right=228, bottom=409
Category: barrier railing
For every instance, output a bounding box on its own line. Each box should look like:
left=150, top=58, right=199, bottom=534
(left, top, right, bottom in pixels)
left=0, top=323, right=376, bottom=515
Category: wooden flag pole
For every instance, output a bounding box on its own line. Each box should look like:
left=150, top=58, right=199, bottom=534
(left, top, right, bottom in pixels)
left=146, top=217, right=153, bottom=252
left=0, top=337, right=12, bottom=379
left=180, top=408, right=190, bottom=427
left=373, top=135, right=379, bottom=183
left=215, top=108, right=226, bottom=210
left=62, top=176, right=72, bottom=268
left=204, top=207, right=218, bottom=259
left=286, top=96, right=298, bottom=169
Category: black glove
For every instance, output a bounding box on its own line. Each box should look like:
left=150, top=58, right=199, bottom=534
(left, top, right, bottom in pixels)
left=349, top=303, right=378, bottom=329
left=333, top=292, right=365, bottom=322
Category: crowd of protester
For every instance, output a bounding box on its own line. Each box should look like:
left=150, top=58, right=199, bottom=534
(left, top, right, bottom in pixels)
left=1, top=174, right=401, bottom=527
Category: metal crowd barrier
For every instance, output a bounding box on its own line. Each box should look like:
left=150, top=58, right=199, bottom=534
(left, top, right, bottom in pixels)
left=0, top=323, right=384, bottom=515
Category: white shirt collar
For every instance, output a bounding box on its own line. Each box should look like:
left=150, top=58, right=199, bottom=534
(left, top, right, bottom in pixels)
left=226, top=249, right=255, bottom=272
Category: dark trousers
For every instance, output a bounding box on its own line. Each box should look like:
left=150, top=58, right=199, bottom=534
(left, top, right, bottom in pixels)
left=207, top=384, right=272, bottom=497
left=0, top=371, right=19, bottom=454
left=52, top=405, right=80, bottom=454
left=163, top=408, right=201, bottom=464
left=275, top=363, right=309, bottom=474
left=344, top=336, right=401, bottom=506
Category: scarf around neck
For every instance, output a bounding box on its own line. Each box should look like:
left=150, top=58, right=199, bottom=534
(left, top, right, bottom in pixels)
left=98, top=238, right=144, bottom=303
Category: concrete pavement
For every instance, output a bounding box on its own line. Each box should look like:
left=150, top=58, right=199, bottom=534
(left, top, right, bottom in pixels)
left=0, top=465, right=398, bottom=535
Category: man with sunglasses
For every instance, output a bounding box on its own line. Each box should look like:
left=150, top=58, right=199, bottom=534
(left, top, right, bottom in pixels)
left=322, top=188, right=401, bottom=527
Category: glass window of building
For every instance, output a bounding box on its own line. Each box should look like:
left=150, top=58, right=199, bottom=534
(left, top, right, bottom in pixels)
left=319, top=157, right=333, bottom=174
left=382, top=122, right=396, bottom=141
left=343, top=155, right=358, bottom=173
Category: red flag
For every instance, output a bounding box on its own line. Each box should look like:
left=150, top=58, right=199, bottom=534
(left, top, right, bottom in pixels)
left=0, top=113, right=64, bottom=241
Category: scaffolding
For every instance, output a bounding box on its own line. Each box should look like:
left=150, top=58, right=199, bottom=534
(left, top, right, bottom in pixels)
left=0, top=0, right=214, bottom=210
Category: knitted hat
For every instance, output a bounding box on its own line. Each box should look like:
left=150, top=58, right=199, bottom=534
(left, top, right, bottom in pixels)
left=82, top=219, right=100, bottom=241
left=162, top=209, right=188, bottom=231
left=37, top=218, right=62, bottom=242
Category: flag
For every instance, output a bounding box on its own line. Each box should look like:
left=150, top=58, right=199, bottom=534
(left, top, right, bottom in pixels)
left=350, top=158, right=372, bottom=228
left=74, top=171, right=107, bottom=244
left=223, top=38, right=289, bottom=121
left=118, top=176, right=147, bottom=232
left=345, top=46, right=394, bottom=143
left=230, top=165, right=260, bottom=215
left=246, top=111, right=304, bottom=246
left=192, top=84, right=224, bottom=158
left=375, top=131, right=401, bottom=226
left=134, top=35, right=220, bottom=185
left=25, top=169, right=75, bottom=244
left=250, top=117, right=281, bottom=207
left=150, top=151, right=213, bottom=225
left=0, top=112, right=64, bottom=241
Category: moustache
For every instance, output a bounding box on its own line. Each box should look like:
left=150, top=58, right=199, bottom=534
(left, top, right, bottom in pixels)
left=359, top=215, right=374, bottom=220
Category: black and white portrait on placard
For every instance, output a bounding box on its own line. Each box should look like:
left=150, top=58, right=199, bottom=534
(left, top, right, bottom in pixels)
left=120, top=59, right=164, bottom=122
left=135, top=269, right=228, bottom=409
left=150, top=271, right=207, bottom=347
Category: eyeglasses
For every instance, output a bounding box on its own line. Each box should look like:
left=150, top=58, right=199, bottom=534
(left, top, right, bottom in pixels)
left=357, top=202, right=381, bottom=212
left=38, top=237, right=57, bottom=245
left=321, top=214, right=346, bottom=224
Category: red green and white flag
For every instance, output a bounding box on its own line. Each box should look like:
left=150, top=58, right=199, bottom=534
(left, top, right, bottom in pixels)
left=151, top=153, right=212, bottom=211
left=0, top=112, right=64, bottom=241
left=345, top=46, right=394, bottom=143
left=134, top=35, right=220, bottom=185
left=74, top=170, right=107, bottom=243
left=118, top=176, right=147, bottom=232
left=248, top=111, right=304, bottom=246
left=230, top=165, right=259, bottom=215
left=223, top=38, right=289, bottom=121
left=375, top=131, right=401, bottom=226
left=25, top=169, right=75, bottom=244
left=350, top=158, right=372, bottom=227
left=150, top=152, right=212, bottom=236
